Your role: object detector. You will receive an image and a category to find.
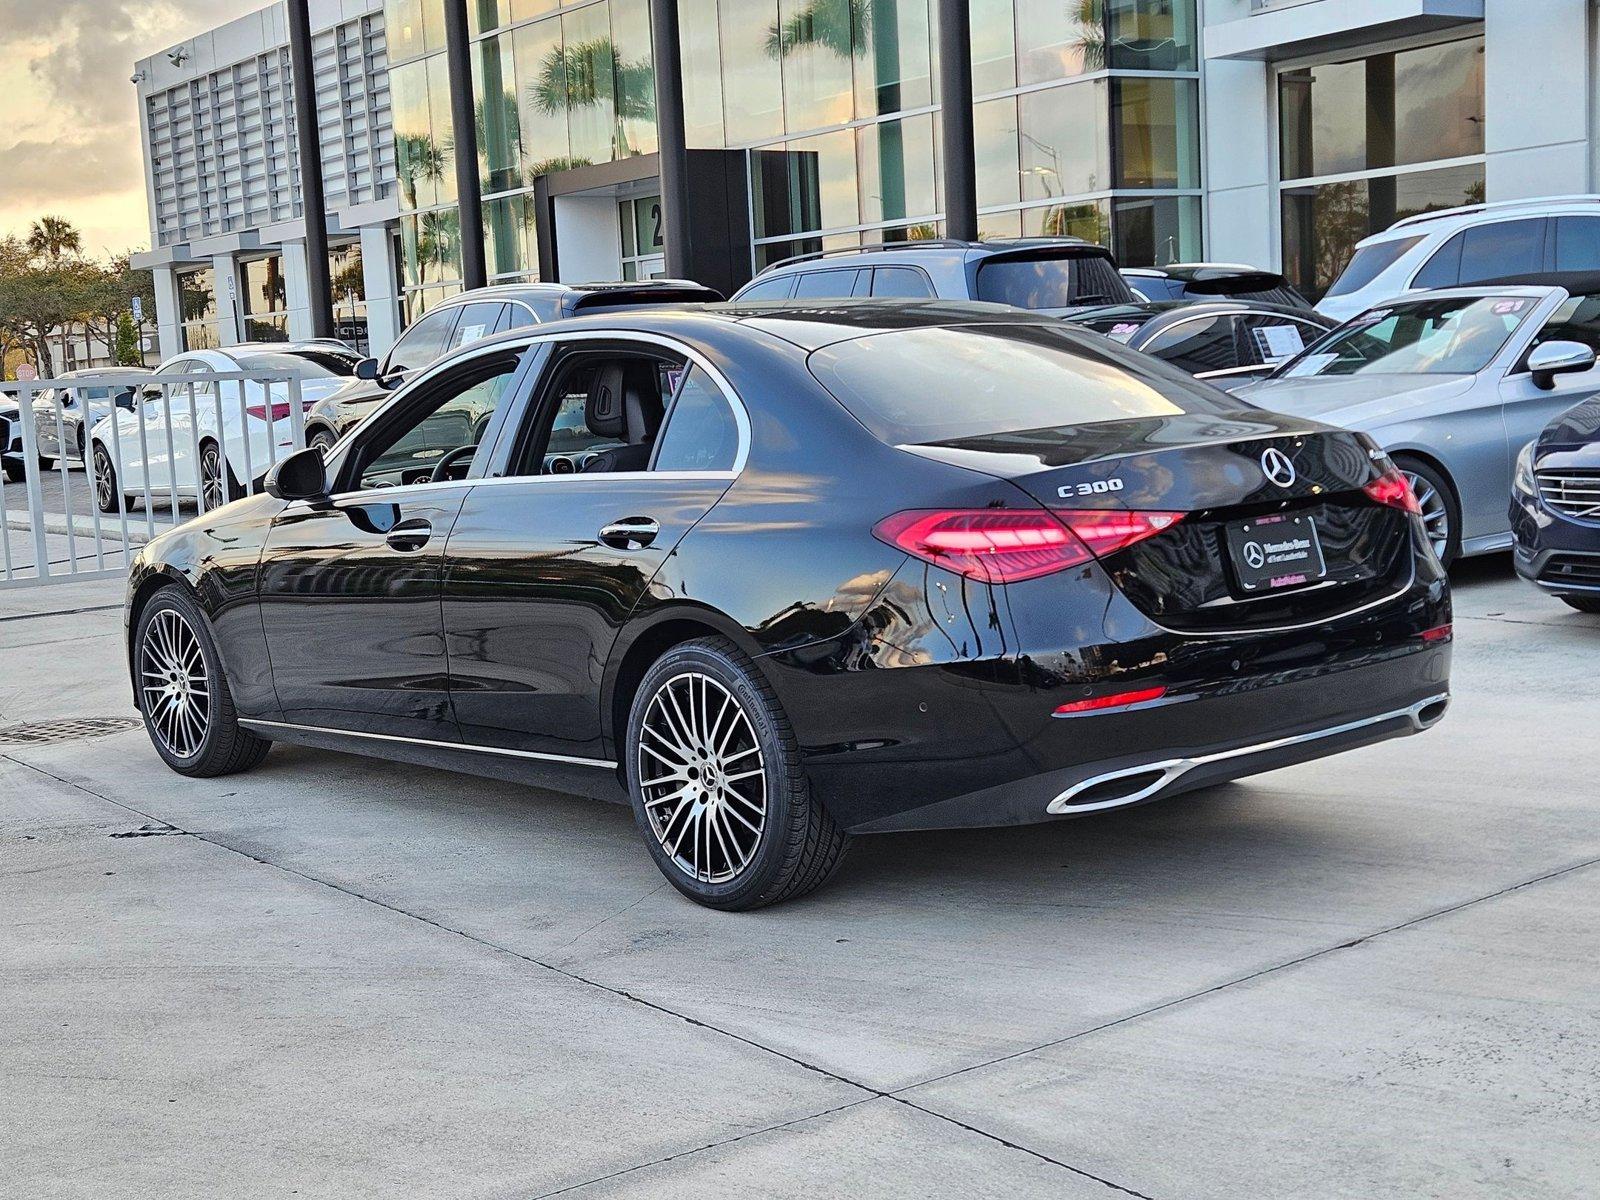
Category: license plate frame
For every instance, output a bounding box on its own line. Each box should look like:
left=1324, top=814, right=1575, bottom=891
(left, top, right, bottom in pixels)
left=1226, top=513, right=1328, bottom=594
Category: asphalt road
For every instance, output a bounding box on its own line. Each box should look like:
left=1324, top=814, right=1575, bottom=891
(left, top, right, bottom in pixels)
left=1, top=560, right=1596, bottom=1198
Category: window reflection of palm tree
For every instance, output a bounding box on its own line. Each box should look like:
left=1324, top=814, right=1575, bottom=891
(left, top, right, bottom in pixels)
left=396, top=133, right=447, bottom=210
left=530, top=38, right=655, bottom=161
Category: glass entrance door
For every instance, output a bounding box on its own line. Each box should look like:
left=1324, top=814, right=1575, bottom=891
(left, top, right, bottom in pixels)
left=619, top=194, right=666, bottom=281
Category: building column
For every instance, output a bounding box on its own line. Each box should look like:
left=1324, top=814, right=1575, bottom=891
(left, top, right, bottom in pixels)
left=1200, top=56, right=1276, bottom=268
left=936, top=0, right=978, bottom=242
left=281, top=241, right=314, bottom=341
left=1484, top=0, right=1594, bottom=199
left=287, top=0, right=335, bottom=337
left=650, top=0, right=692, bottom=278
left=153, top=267, right=183, bottom=360
left=212, top=255, right=244, bottom=346
left=360, top=223, right=403, bottom=357
left=444, top=0, right=488, bottom=289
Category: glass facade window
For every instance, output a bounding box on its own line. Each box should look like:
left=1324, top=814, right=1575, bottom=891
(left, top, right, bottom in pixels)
left=178, top=267, right=220, bottom=351
left=240, top=254, right=288, bottom=342
left=1278, top=36, right=1486, bottom=298
left=1019, top=80, right=1111, bottom=202
left=718, top=1, right=786, bottom=144
left=329, top=243, right=371, bottom=354
left=1112, top=77, right=1198, bottom=190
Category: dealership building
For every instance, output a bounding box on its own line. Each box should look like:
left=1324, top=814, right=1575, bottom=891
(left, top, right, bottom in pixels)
left=133, top=0, right=1600, bottom=359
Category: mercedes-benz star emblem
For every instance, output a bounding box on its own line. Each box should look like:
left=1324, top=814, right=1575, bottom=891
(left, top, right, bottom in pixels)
left=1261, top=447, right=1298, bottom=488
left=1244, top=541, right=1267, bottom=570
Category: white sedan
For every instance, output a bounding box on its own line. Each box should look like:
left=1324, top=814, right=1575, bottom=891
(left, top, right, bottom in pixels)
left=87, top=346, right=351, bottom=513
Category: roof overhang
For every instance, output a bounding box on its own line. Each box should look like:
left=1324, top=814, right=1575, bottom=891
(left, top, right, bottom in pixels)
left=1206, top=0, right=1484, bottom=62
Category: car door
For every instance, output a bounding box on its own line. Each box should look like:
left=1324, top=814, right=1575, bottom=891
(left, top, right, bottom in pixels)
left=1501, top=291, right=1600, bottom=468
left=121, top=359, right=194, bottom=497
left=257, top=344, right=533, bottom=739
left=442, top=337, right=746, bottom=761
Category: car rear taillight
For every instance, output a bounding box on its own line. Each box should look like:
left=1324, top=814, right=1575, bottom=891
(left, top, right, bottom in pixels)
left=873, top=507, right=1183, bottom=584
left=1363, top=468, right=1421, bottom=515
left=246, top=402, right=294, bottom=422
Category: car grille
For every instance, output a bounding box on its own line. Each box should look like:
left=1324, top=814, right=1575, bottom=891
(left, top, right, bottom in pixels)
left=1539, top=554, right=1600, bottom=590
left=0, top=412, right=13, bottom=453
left=1537, top=469, right=1600, bottom=522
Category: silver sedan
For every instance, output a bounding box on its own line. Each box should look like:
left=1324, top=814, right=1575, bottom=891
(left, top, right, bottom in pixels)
left=31, top=368, right=150, bottom=466
left=1237, top=283, right=1600, bottom=564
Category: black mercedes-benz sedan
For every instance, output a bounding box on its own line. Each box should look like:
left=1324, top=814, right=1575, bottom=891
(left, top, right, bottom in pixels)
left=123, top=303, right=1452, bottom=909
left=1512, top=394, right=1600, bottom=612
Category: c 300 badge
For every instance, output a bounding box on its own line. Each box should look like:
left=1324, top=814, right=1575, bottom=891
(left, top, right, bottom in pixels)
left=1058, top=478, right=1125, bottom=498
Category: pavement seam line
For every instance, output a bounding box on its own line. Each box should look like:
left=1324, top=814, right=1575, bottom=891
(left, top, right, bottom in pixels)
left=895, top=851, right=1600, bottom=1099
left=0, top=603, right=124, bottom=626
left=5, top=750, right=1162, bottom=1200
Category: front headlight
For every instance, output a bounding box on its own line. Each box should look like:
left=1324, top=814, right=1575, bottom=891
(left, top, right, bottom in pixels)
left=1513, top=441, right=1537, bottom=495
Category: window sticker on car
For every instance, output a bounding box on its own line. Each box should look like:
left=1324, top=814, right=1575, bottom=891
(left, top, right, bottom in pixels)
left=1108, top=324, right=1141, bottom=342
left=456, top=323, right=488, bottom=347
left=1493, top=299, right=1531, bottom=315
left=1285, top=353, right=1340, bottom=377
left=1253, top=324, right=1306, bottom=364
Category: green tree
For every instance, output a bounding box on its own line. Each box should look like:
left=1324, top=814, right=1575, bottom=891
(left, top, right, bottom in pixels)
left=114, top=312, right=141, bottom=366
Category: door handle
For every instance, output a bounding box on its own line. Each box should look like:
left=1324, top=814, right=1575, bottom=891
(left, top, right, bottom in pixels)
left=599, top=516, right=660, bottom=550
left=385, top=518, right=432, bottom=552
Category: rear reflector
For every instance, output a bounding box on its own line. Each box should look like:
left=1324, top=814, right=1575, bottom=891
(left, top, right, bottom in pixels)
left=1419, top=623, right=1453, bottom=644
left=1054, top=686, right=1167, bottom=716
left=874, top=507, right=1183, bottom=584
left=1363, top=468, right=1422, bottom=515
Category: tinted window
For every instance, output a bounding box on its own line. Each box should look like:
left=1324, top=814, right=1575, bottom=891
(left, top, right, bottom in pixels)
left=870, top=267, right=936, bottom=298
left=1325, top=235, right=1425, bottom=297
left=1458, top=219, right=1546, bottom=284
left=1142, top=315, right=1239, bottom=374
left=975, top=253, right=1134, bottom=309
left=1554, top=217, right=1600, bottom=272
left=1529, top=293, right=1600, bottom=356
left=792, top=270, right=864, bottom=298
left=654, top=367, right=740, bottom=472
left=233, top=352, right=340, bottom=380
left=809, top=323, right=1232, bottom=445
left=1412, top=232, right=1464, bottom=289
left=450, top=303, right=507, bottom=349
left=738, top=276, right=796, bottom=301
left=356, top=360, right=520, bottom=489
left=386, top=309, right=460, bottom=374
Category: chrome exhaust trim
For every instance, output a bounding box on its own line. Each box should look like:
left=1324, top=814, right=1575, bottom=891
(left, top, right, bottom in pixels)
left=1047, top=693, right=1450, bottom=815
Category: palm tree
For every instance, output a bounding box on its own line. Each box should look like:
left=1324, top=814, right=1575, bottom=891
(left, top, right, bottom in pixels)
left=395, top=133, right=448, bottom=210
left=27, top=216, right=81, bottom=266
left=1071, top=0, right=1107, bottom=73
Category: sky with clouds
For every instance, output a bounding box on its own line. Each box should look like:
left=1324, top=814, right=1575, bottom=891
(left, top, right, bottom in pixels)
left=0, top=0, right=257, bottom=258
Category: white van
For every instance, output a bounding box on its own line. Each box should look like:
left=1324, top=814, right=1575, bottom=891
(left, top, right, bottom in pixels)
left=1316, top=196, right=1600, bottom=322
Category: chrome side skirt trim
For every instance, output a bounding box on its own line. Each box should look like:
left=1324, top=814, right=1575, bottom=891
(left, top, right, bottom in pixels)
left=1046, top=693, right=1450, bottom=815
left=238, top=718, right=617, bottom=769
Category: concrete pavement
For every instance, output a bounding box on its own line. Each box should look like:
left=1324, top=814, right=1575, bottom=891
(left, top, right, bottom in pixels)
left=2, top=560, right=1596, bottom=1198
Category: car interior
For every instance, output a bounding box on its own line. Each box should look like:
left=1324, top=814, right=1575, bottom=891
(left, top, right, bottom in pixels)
left=515, top=349, right=686, bottom=477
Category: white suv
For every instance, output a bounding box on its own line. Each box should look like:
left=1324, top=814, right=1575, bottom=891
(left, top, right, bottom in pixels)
left=1317, top=196, right=1600, bottom=322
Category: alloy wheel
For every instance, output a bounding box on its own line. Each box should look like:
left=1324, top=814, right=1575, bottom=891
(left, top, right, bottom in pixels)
left=139, top=608, right=211, bottom=759
left=200, top=444, right=226, bottom=511
left=637, top=672, right=767, bottom=885
left=93, top=446, right=115, bottom=511
left=1402, top=469, right=1451, bottom=560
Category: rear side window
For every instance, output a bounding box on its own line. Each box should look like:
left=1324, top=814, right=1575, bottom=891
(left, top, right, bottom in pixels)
left=792, top=270, right=865, bottom=299
left=975, top=253, right=1134, bottom=309
left=450, top=302, right=508, bottom=349
left=1325, top=235, right=1424, bottom=298
left=1142, top=315, right=1239, bottom=374
left=737, top=276, right=796, bottom=301
left=1412, top=233, right=1464, bottom=289
left=870, top=267, right=936, bottom=298
left=808, top=323, right=1232, bottom=445
left=1457, top=218, right=1547, bottom=284
left=653, top=367, right=741, bottom=472
left=1555, top=217, right=1600, bottom=271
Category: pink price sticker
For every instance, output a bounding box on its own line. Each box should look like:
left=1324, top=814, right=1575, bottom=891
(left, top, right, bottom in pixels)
left=1492, top=299, right=1530, bottom=315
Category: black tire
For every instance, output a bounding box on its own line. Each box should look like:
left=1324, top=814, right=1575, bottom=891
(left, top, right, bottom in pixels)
left=2, top=459, right=23, bottom=483
left=626, top=637, right=850, bottom=910
left=1561, top=595, right=1600, bottom=614
left=134, top=586, right=271, bottom=777
left=199, top=440, right=243, bottom=511
left=75, top=425, right=86, bottom=463
left=308, top=427, right=338, bottom=456
left=38, top=455, right=54, bottom=472
left=91, top=444, right=130, bottom=514
left=1394, top=456, right=1460, bottom=568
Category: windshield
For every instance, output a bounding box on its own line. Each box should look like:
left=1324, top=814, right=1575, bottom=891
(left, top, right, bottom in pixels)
left=975, top=253, right=1136, bottom=309
left=808, top=322, right=1235, bottom=445
left=1280, top=295, right=1538, bottom=379
left=233, top=351, right=343, bottom=380
left=1324, top=235, right=1424, bottom=299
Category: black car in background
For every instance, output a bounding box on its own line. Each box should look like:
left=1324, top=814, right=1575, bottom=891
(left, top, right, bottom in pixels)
left=1512, top=393, right=1600, bottom=612
left=303, top=280, right=722, bottom=452
left=1065, top=300, right=1335, bottom=383
left=125, top=304, right=1450, bottom=909
left=1121, top=264, right=1312, bottom=308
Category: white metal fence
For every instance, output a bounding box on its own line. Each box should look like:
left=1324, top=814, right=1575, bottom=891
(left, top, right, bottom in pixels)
left=1, top=370, right=306, bottom=589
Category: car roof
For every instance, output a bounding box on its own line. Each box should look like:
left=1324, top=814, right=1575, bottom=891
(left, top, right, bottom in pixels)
left=751, top=237, right=1115, bottom=278
left=1354, top=195, right=1600, bottom=249
left=438, top=280, right=719, bottom=304
left=456, top=299, right=1064, bottom=355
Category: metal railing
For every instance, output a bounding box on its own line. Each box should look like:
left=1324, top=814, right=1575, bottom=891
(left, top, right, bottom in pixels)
left=1, top=370, right=305, bottom=589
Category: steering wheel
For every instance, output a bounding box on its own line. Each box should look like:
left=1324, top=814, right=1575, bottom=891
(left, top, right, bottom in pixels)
left=429, top=444, right=478, bottom=483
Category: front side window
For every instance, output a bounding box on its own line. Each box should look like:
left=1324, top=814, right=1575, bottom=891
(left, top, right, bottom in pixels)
left=654, top=368, right=740, bottom=472
left=1527, top=293, right=1600, bottom=357
left=449, top=302, right=508, bottom=350
left=352, top=356, right=522, bottom=489
left=1281, top=295, right=1538, bottom=379
left=386, top=308, right=460, bottom=375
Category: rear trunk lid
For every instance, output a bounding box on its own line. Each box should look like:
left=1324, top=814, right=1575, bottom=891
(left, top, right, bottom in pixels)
left=906, top=411, right=1414, bottom=632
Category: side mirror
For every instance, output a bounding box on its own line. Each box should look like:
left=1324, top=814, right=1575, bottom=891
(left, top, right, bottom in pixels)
left=264, top=446, right=329, bottom=502
left=116, top=388, right=137, bottom=410
left=1527, top=340, right=1597, bottom=389
left=355, top=357, right=380, bottom=381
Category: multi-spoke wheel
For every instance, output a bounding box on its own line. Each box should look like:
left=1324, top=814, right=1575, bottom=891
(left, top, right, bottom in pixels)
left=92, top=444, right=129, bottom=514
left=199, top=441, right=241, bottom=512
left=309, top=427, right=338, bottom=457
left=1395, top=457, right=1459, bottom=567
left=134, top=587, right=271, bottom=777
left=627, top=637, right=849, bottom=909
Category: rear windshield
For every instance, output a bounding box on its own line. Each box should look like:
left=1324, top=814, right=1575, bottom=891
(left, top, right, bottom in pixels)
left=808, top=323, right=1233, bottom=445
left=234, top=352, right=343, bottom=380
left=1324, top=235, right=1425, bottom=298
left=975, top=253, right=1136, bottom=309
